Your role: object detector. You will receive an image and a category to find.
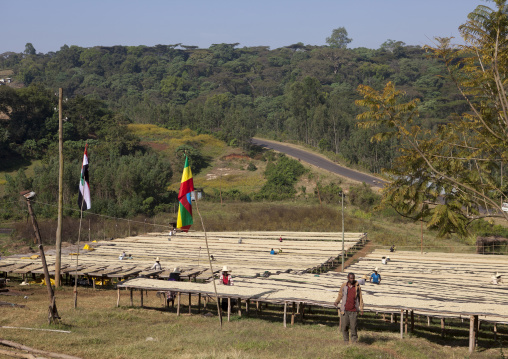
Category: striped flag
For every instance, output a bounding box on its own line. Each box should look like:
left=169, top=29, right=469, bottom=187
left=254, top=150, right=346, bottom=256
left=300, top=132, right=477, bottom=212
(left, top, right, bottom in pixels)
left=177, top=155, right=194, bottom=232
left=78, top=144, right=91, bottom=211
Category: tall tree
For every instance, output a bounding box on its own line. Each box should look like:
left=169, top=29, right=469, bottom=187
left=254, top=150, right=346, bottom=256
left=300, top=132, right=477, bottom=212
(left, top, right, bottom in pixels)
left=355, top=0, right=508, bottom=236
left=24, top=43, right=36, bottom=56
left=326, top=27, right=352, bottom=49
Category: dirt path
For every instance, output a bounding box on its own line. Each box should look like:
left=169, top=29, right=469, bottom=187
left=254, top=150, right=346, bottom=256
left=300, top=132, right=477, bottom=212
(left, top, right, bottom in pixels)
left=335, top=241, right=375, bottom=273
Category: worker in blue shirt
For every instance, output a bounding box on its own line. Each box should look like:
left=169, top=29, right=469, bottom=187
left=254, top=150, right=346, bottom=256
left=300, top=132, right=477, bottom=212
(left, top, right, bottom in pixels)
left=370, top=267, right=381, bottom=284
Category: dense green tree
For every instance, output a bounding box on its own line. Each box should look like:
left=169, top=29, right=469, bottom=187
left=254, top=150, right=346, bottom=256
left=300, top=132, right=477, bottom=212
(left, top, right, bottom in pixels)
left=24, top=43, right=36, bottom=56
left=356, top=0, right=508, bottom=236
left=326, top=27, right=352, bottom=49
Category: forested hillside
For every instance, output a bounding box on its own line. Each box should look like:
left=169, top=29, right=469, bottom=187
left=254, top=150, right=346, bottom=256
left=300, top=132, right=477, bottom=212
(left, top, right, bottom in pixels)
left=0, top=40, right=465, bottom=173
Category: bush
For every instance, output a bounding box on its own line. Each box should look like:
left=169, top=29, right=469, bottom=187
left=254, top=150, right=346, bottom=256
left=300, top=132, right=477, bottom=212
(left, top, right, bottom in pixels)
left=258, top=155, right=306, bottom=200
left=348, top=182, right=381, bottom=211
left=247, top=162, right=257, bottom=171
left=314, top=182, right=343, bottom=204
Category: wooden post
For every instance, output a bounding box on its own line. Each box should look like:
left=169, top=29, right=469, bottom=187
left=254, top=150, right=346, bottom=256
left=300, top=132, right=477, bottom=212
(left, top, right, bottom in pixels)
left=382, top=313, right=386, bottom=321
left=55, top=88, right=64, bottom=288
left=441, top=318, right=445, bottom=338
left=227, top=298, right=231, bottom=322
left=189, top=293, right=192, bottom=315
left=283, top=302, right=287, bottom=328
left=493, top=323, right=497, bottom=341
left=237, top=298, right=242, bottom=317
left=177, top=292, right=181, bottom=316
left=469, top=315, right=478, bottom=353
left=427, top=316, right=431, bottom=326
left=130, top=289, right=133, bottom=306
left=116, top=288, right=120, bottom=307
left=24, top=195, right=59, bottom=323
left=391, top=313, right=394, bottom=323
left=400, top=310, right=404, bottom=339
left=410, top=310, right=414, bottom=333
left=291, top=302, right=295, bottom=325
left=198, top=293, right=201, bottom=314
left=140, top=289, right=143, bottom=307
left=256, top=300, right=260, bottom=314
left=301, top=303, right=305, bottom=323
left=246, top=299, right=250, bottom=315
left=405, top=310, right=408, bottom=334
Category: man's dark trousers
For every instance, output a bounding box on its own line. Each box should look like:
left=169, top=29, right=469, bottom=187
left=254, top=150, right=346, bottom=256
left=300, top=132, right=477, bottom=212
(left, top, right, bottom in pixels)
left=341, top=311, right=358, bottom=342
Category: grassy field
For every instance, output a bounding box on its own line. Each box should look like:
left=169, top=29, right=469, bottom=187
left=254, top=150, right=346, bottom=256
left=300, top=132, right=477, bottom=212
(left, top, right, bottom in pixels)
left=0, top=284, right=505, bottom=358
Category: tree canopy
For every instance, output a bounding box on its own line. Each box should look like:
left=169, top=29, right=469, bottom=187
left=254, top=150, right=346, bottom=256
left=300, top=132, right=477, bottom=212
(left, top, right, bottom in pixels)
left=356, top=0, right=508, bottom=236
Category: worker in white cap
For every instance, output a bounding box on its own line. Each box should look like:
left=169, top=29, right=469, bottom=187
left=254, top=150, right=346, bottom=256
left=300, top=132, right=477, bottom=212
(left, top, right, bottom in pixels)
left=220, top=266, right=233, bottom=286
left=219, top=266, right=234, bottom=311
left=151, top=257, right=162, bottom=270
left=491, top=272, right=502, bottom=285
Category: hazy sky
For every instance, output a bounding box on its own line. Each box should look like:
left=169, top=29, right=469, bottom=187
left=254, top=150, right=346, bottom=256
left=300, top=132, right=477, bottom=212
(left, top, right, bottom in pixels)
left=2, top=0, right=486, bottom=54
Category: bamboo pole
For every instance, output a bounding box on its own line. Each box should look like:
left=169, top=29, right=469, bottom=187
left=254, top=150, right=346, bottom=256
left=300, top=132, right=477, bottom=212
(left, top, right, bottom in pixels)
left=469, top=315, right=477, bottom=353
left=410, top=310, right=414, bottom=333
left=405, top=310, right=408, bottom=334
left=194, top=198, right=222, bottom=327
left=73, top=198, right=85, bottom=309
left=24, top=195, right=59, bottom=323
left=283, top=302, right=287, bottom=328
left=227, top=297, right=231, bottom=322
left=400, top=310, right=404, bottom=339
left=55, top=88, right=64, bottom=288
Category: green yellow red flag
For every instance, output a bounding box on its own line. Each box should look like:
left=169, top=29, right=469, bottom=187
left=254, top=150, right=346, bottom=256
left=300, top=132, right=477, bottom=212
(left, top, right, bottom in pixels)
left=177, top=156, right=194, bottom=232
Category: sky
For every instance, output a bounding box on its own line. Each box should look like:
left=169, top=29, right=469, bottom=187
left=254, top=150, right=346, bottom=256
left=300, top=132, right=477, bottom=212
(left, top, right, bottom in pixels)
left=2, top=0, right=487, bottom=54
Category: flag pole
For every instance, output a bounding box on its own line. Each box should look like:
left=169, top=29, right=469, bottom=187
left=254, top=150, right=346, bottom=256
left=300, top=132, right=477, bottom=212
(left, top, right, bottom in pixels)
left=74, top=200, right=84, bottom=309
left=194, top=199, right=223, bottom=328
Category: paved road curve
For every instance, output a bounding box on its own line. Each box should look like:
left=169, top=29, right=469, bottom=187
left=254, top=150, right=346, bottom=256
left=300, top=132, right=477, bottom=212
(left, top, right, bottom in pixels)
left=251, top=138, right=387, bottom=188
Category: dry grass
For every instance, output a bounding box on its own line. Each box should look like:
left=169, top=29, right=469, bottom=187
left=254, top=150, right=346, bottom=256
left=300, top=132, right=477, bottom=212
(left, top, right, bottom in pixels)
left=0, top=285, right=505, bottom=358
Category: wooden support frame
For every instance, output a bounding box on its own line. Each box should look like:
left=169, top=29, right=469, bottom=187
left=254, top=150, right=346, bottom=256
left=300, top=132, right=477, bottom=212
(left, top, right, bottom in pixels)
left=469, top=315, right=478, bottom=353
left=227, top=297, right=231, bottom=322
left=410, top=310, right=414, bottom=333
left=283, top=302, right=287, bottom=328
left=177, top=292, right=181, bottom=316
left=400, top=310, right=404, bottom=339
left=404, top=310, right=408, bottom=334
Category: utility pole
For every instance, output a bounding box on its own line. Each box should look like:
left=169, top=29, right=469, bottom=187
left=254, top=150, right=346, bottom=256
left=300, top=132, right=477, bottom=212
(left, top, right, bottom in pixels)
left=341, top=191, right=345, bottom=272
left=421, top=218, right=423, bottom=254
left=22, top=191, right=60, bottom=324
left=55, top=88, right=63, bottom=287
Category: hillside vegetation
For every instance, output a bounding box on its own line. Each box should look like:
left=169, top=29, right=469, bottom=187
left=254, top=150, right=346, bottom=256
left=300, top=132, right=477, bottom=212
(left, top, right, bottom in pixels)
left=1, top=40, right=464, bottom=174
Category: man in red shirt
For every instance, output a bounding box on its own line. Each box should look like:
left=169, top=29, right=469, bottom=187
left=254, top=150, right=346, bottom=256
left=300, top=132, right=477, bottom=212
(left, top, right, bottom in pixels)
left=334, top=273, right=364, bottom=343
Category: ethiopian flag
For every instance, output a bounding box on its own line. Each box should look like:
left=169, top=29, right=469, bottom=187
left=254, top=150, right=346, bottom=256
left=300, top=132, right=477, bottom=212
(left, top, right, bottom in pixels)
left=78, top=144, right=91, bottom=211
left=177, top=156, right=194, bottom=232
